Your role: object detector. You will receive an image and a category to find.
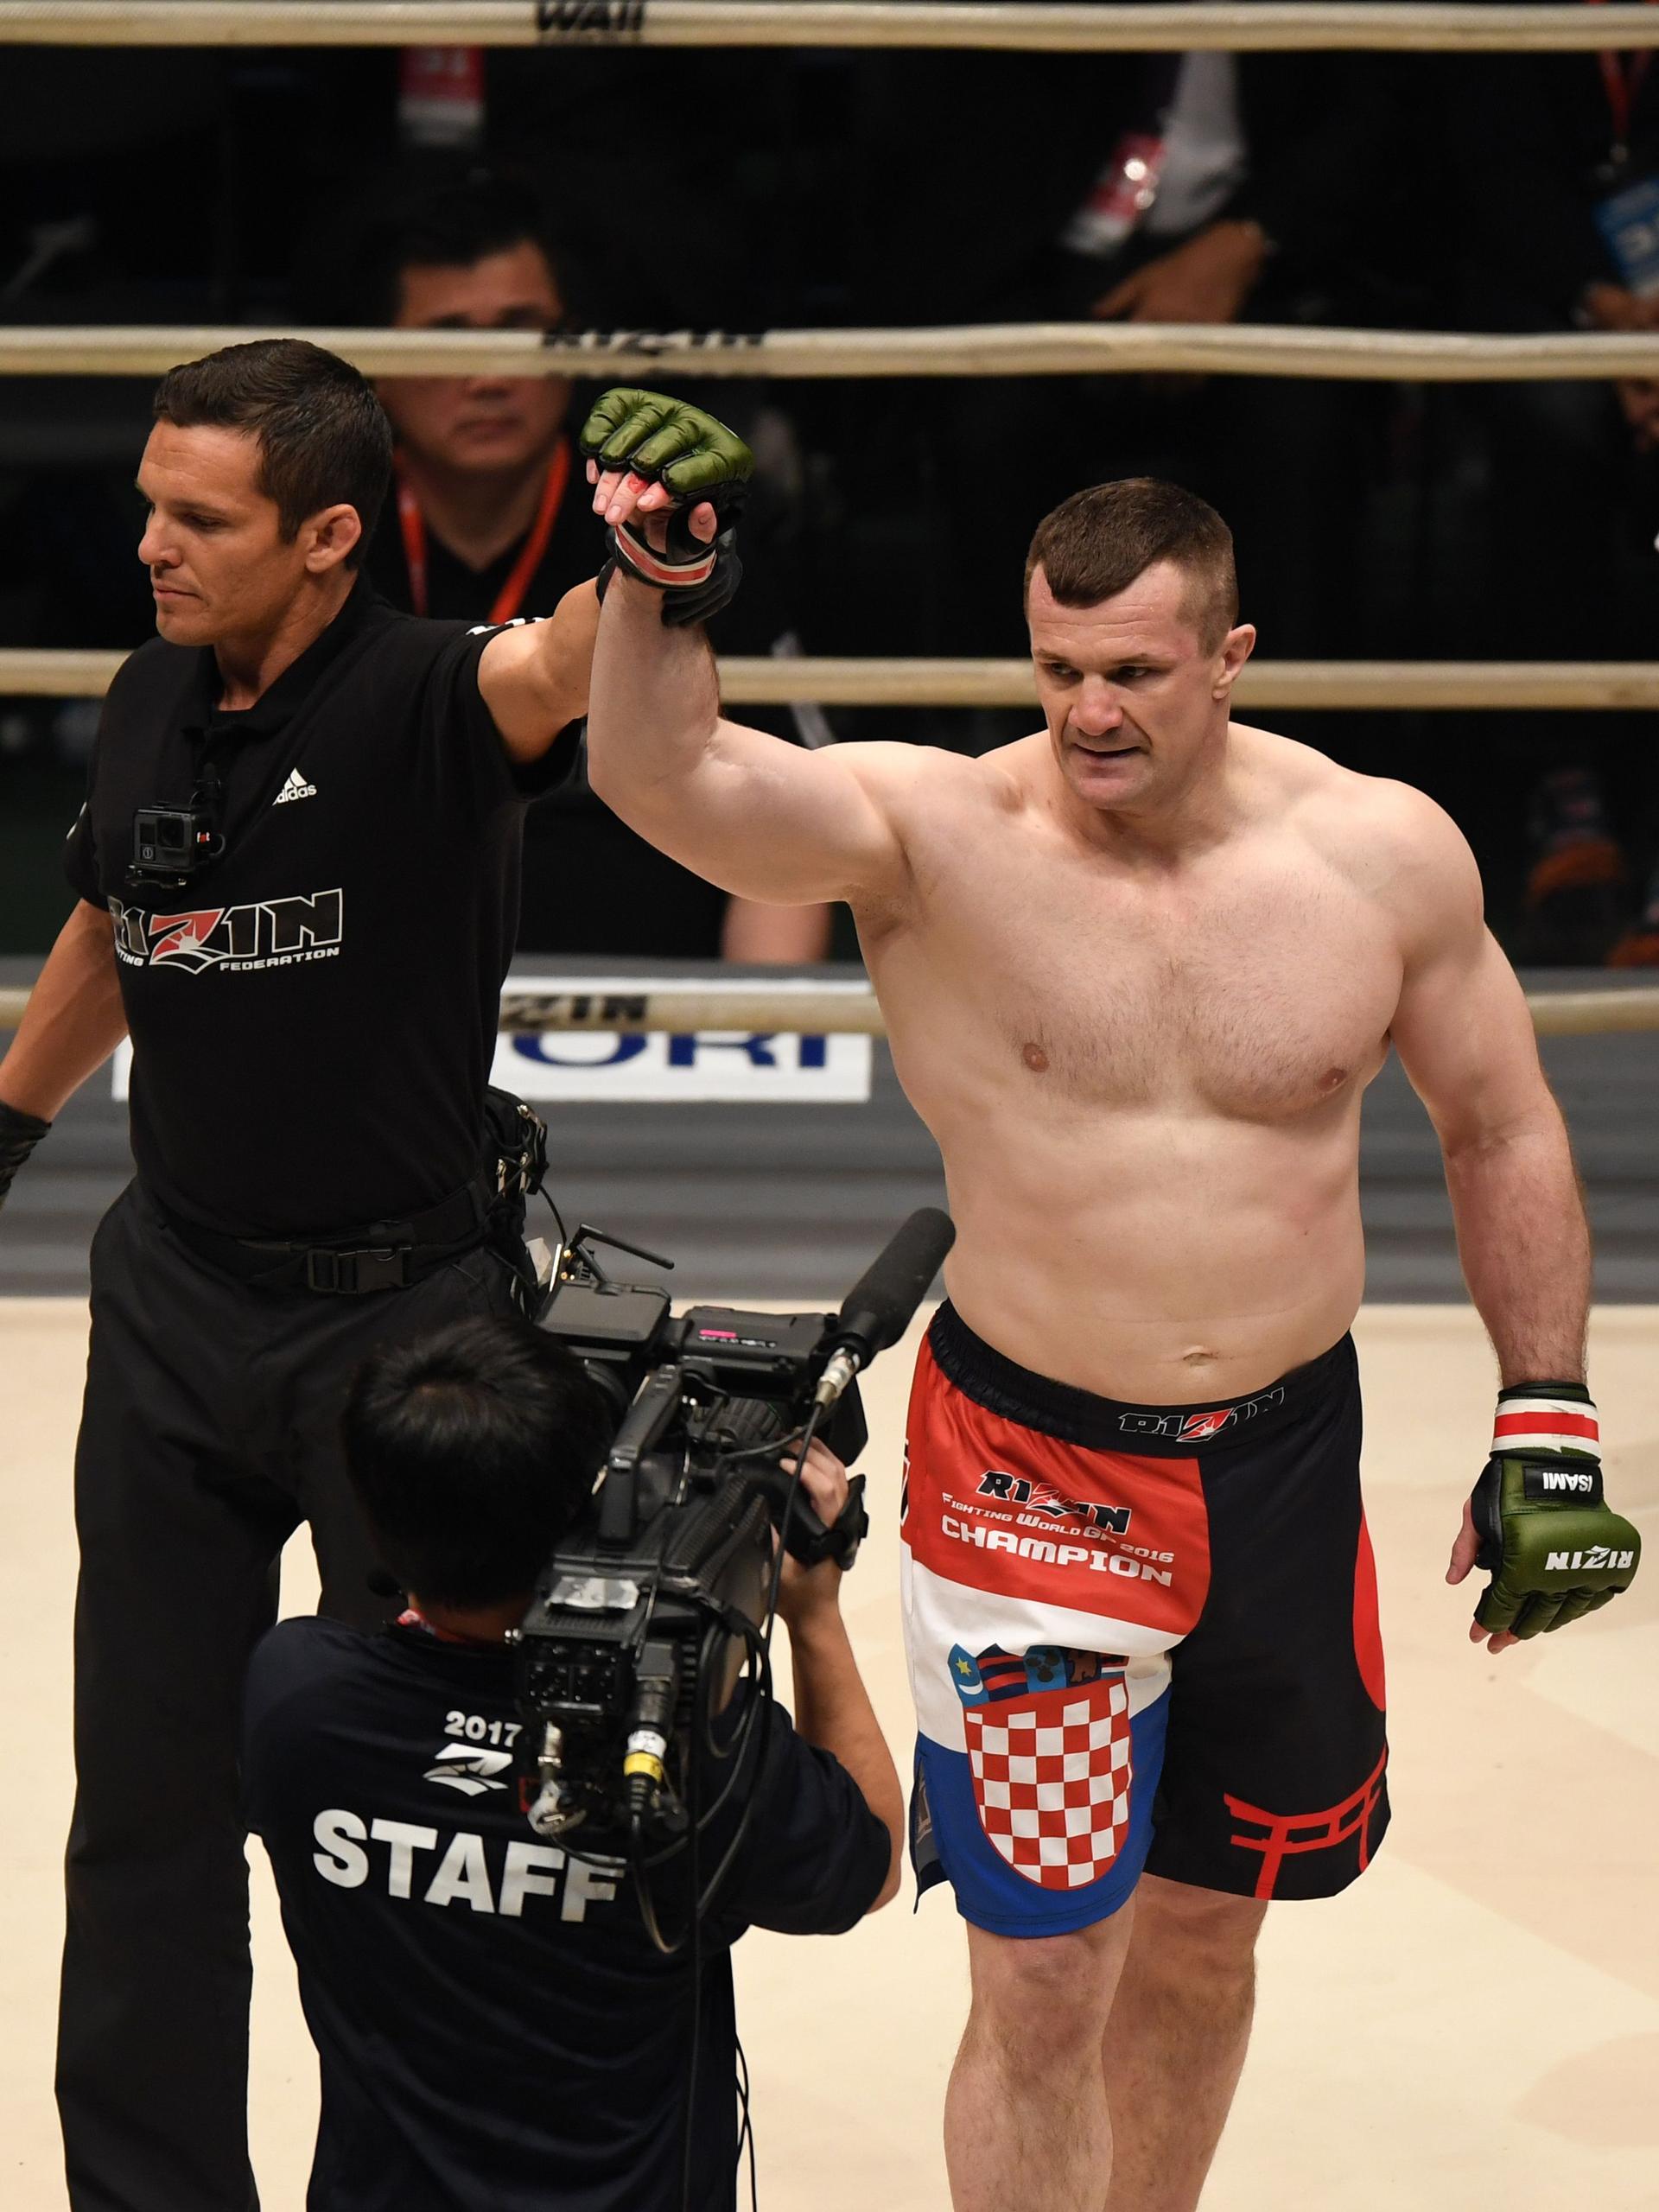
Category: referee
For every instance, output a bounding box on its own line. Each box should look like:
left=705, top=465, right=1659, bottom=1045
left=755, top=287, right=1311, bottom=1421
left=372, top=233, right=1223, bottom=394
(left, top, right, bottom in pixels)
left=0, top=340, right=690, bottom=2212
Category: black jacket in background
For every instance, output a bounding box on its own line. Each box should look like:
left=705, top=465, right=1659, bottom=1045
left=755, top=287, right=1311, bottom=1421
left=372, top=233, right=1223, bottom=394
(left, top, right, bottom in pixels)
left=1447, top=53, right=1659, bottom=326
left=855, top=41, right=1409, bottom=324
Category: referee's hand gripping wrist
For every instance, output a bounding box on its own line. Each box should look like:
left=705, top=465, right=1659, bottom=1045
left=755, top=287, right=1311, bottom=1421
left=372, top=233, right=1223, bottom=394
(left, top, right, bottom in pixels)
left=582, top=386, right=753, bottom=626
left=1446, top=1383, right=1640, bottom=1651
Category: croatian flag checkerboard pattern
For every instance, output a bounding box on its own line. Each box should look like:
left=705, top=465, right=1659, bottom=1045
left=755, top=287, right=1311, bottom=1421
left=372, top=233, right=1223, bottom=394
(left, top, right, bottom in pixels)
left=963, top=1674, right=1133, bottom=1888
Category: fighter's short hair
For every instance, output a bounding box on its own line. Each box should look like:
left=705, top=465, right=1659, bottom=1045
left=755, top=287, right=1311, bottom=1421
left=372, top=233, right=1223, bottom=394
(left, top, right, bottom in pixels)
left=1025, top=478, right=1239, bottom=650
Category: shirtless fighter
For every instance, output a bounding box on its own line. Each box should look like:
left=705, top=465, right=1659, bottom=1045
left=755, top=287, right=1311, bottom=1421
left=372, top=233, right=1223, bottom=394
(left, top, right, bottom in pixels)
left=574, top=391, right=1642, bottom=2212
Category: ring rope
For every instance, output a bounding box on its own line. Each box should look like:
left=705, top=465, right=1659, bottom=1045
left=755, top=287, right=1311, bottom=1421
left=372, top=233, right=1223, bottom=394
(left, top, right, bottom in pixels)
left=2, top=981, right=1656, bottom=1037
left=10, top=652, right=1659, bottom=712
left=9, top=3, right=1659, bottom=54
left=10, top=323, right=1659, bottom=383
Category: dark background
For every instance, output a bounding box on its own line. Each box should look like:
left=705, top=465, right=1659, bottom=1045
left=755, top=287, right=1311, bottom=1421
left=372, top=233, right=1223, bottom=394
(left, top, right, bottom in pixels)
left=4, top=33, right=1659, bottom=961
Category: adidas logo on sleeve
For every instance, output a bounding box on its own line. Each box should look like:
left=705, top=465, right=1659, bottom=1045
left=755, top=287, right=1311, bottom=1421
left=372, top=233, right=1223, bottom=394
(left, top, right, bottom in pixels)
left=274, top=767, right=318, bottom=804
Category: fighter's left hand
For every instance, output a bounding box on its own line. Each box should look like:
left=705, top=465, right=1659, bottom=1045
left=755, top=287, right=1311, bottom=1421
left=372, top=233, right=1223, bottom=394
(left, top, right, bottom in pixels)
left=1446, top=1382, right=1640, bottom=1653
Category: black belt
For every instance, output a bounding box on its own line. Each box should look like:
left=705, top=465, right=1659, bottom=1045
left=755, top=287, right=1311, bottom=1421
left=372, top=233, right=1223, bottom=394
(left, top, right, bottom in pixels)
left=158, top=1171, right=502, bottom=1295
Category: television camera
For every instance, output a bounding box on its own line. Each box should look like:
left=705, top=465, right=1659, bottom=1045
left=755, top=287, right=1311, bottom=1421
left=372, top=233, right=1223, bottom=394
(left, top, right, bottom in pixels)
left=512, top=1206, right=953, bottom=1895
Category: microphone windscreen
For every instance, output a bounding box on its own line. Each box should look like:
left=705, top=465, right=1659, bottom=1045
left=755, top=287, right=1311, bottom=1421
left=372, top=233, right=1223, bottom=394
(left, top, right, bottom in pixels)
left=836, top=1207, right=956, bottom=1357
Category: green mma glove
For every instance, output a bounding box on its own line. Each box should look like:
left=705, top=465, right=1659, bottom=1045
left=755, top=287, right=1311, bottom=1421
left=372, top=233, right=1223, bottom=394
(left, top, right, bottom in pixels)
left=1469, top=1382, right=1640, bottom=1637
left=579, top=388, right=753, bottom=627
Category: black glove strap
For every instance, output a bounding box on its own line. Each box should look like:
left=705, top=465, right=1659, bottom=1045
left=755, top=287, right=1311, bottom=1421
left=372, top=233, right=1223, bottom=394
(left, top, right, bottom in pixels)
left=603, top=523, right=743, bottom=630
left=0, top=1099, right=52, bottom=1199
left=1469, top=1460, right=1504, bottom=1573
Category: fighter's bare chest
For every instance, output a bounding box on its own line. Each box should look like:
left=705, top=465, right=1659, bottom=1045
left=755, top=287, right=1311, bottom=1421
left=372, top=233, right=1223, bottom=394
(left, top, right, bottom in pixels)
left=899, top=836, right=1401, bottom=1117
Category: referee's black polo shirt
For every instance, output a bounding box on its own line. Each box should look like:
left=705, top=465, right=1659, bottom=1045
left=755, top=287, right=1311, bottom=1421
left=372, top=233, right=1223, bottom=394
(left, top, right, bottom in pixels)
left=65, top=578, right=576, bottom=1240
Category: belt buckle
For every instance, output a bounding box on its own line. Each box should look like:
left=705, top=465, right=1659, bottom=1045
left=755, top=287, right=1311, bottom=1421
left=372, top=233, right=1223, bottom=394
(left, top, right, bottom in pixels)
left=305, top=1246, right=410, bottom=1294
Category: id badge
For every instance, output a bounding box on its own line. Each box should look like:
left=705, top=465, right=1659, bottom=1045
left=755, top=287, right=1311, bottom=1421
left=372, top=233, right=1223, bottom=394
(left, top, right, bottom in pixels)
left=1594, top=174, right=1659, bottom=298
left=1059, top=133, right=1166, bottom=259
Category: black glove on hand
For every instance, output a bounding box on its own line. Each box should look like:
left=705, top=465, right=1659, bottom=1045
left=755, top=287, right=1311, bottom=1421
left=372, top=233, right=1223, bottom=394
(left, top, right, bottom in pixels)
left=0, top=1099, right=51, bottom=1212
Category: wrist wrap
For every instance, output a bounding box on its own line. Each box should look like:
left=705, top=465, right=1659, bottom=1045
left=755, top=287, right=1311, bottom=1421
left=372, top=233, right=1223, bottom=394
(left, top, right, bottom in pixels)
left=1491, top=1382, right=1599, bottom=1459
left=605, top=505, right=744, bottom=629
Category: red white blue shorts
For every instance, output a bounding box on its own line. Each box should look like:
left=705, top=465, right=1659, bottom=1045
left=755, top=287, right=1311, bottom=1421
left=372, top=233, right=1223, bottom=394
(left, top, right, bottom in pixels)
left=902, top=1303, right=1389, bottom=1937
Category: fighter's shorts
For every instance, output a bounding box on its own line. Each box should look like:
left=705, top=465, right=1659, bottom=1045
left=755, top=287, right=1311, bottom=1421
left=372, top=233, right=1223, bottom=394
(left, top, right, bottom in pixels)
left=903, top=1303, right=1389, bottom=1936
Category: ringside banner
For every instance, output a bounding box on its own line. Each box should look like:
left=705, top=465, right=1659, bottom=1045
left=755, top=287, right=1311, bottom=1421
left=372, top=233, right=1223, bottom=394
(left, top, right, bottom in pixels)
left=499, top=971, right=873, bottom=1100
left=495, top=1029, right=872, bottom=1103
left=109, top=976, right=874, bottom=1106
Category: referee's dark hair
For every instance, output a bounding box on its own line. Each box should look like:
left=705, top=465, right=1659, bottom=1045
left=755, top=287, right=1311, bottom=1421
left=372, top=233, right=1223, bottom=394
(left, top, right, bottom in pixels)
left=153, top=339, right=394, bottom=568
left=342, top=1317, right=615, bottom=1609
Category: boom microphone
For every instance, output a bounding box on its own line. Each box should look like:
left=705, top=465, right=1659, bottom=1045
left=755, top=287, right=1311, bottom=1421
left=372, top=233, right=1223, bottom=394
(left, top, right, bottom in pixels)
left=814, top=1207, right=955, bottom=1410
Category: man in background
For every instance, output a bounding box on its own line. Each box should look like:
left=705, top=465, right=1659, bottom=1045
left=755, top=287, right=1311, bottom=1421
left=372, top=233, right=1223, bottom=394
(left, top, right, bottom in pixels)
left=346, top=168, right=833, bottom=962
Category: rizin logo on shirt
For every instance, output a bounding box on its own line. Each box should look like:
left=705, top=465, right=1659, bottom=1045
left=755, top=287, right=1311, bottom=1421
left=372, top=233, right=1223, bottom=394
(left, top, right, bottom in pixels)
left=109, top=889, right=344, bottom=976
left=423, top=1744, right=514, bottom=1797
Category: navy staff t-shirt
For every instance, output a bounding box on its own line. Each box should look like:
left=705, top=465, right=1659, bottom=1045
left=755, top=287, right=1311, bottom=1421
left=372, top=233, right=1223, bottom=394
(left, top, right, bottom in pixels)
left=64, top=580, right=576, bottom=1238
left=242, top=1617, right=889, bottom=2212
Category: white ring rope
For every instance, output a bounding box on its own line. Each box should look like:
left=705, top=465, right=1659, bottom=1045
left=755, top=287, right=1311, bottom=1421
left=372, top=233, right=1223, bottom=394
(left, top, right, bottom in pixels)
left=9, top=653, right=1659, bottom=712
left=9, top=324, right=1659, bottom=384
left=1, top=981, right=1656, bottom=1037
left=9, top=3, right=1659, bottom=54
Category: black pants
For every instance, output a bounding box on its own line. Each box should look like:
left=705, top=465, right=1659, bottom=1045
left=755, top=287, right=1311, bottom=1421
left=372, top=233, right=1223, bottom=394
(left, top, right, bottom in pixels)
left=56, top=1180, right=527, bottom=2212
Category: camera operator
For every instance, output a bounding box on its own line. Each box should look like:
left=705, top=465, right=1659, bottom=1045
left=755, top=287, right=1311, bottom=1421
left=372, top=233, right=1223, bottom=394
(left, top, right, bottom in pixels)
left=242, top=1314, right=903, bottom=2212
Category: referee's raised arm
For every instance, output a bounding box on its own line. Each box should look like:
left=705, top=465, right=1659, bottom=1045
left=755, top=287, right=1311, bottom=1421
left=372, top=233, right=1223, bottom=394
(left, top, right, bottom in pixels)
left=474, top=575, right=601, bottom=763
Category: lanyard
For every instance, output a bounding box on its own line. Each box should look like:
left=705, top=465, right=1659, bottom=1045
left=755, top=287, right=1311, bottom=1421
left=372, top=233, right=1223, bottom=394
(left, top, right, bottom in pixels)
left=1592, top=0, right=1659, bottom=162
left=396, top=436, right=571, bottom=625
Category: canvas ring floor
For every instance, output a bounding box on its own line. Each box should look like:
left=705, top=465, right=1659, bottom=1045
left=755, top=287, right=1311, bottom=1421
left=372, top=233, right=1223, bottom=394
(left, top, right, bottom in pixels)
left=3, top=1301, right=1656, bottom=2212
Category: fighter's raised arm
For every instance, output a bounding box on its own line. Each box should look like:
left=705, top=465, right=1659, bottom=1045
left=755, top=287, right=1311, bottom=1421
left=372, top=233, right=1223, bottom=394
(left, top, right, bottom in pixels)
left=579, top=390, right=917, bottom=912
